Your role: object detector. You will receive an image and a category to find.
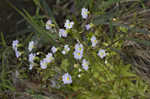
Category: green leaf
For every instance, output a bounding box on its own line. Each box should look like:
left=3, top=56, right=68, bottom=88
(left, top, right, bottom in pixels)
left=61, top=59, right=70, bottom=72
left=0, top=32, right=7, bottom=47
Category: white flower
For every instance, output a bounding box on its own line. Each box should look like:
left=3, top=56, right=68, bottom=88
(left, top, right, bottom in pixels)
left=64, top=20, right=74, bottom=29
left=59, top=29, right=68, bottom=38
left=85, top=24, right=91, bottom=30
left=98, top=49, right=107, bottom=59
left=105, top=60, right=108, bottom=64
left=29, top=64, right=33, bottom=70
left=91, top=36, right=98, bottom=47
left=28, top=41, right=34, bottom=52
left=81, top=8, right=89, bottom=19
left=75, top=43, right=84, bottom=53
left=82, top=59, right=89, bottom=71
left=79, top=68, right=82, bottom=72
left=62, top=73, right=72, bottom=84
left=62, top=50, right=66, bottom=55
left=36, top=52, right=40, bottom=55
left=73, top=51, right=83, bottom=60
left=29, top=53, right=36, bottom=63
left=45, top=53, right=54, bottom=63
left=78, top=74, right=81, bottom=78
left=15, top=50, right=21, bottom=58
left=62, top=45, right=70, bottom=55
left=12, top=40, right=19, bottom=51
left=40, top=58, right=48, bottom=69
left=51, top=46, right=57, bottom=53
left=46, top=19, right=52, bottom=30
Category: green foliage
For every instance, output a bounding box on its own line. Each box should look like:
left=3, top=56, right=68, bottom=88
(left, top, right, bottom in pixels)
left=0, top=33, right=15, bottom=92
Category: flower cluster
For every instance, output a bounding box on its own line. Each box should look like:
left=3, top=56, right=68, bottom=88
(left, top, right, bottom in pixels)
left=59, top=29, right=68, bottom=38
left=29, top=53, right=36, bottom=63
left=12, top=40, right=21, bottom=58
left=73, top=43, right=84, bottom=60
left=28, top=41, right=36, bottom=70
left=12, top=7, right=109, bottom=86
left=28, top=53, right=36, bottom=70
left=40, top=53, right=54, bottom=69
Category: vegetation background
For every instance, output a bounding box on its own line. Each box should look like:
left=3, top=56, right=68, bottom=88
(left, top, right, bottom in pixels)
left=1, top=0, right=150, bottom=99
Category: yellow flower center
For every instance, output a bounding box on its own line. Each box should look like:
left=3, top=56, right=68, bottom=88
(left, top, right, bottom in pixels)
left=85, top=11, right=88, bottom=15
left=100, top=52, right=104, bottom=56
left=67, top=77, right=70, bottom=81
left=84, top=63, right=88, bottom=66
left=79, top=48, right=82, bottom=51
left=94, top=40, right=97, bottom=43
left=68, top=23, right=71, bottom=27
left=77, top=52, right=81, bottom=56
left=49, top=24, right=55, bottom=27
left=49, top=57, right=53, bottom=60
left=44, top=62, right=47, bottom=66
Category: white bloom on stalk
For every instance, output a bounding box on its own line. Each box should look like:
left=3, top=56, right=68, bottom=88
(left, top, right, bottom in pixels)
left=82, top=59, right=89, bottom=71
left=105, top=60, right=108, bottom=64
left=64, top=20, right=74, bottom=29
left=78, top=74, right=81, bottom=78
left=62, top=45, right=70, bottom=55
left=12, top=40, right=19, bottom=51
left=29, top=53, right=36, bottom=63
left=51, top=46, right=57, bottom=53
left=45, top=53, right=54, bottom=63
left=91, top=35, right=98, bottom=47
left=81, top=8, right=89, bottom=19
left=98, top=49, right=107, bottom=59
left=59, top=29, right=68, bottom=38
left=28, top=41, right=34, bottom=52
left=62, top=73, right=72, bottom=84
left=46, top=19, right=52, bottom=30
left=40, top=58, right=48, bottom=69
